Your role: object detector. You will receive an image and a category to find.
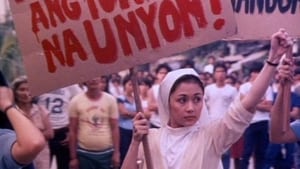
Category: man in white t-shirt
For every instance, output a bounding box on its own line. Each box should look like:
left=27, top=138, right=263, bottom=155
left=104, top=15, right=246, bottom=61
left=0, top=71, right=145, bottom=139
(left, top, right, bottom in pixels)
left=240, top=62, right=273, bottom=169
left=205, top=62, right=238, bottom=120
left=205, top=62, right=238, bottom=169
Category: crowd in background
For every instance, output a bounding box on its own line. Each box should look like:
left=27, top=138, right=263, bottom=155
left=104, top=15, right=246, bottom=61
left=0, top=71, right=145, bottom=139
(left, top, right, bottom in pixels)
left=2, top=54, right=300, bottom=169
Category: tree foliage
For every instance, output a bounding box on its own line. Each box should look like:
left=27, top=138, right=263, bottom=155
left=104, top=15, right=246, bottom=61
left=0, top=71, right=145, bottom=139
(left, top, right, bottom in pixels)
left=0, top=26, right=24, bottom=83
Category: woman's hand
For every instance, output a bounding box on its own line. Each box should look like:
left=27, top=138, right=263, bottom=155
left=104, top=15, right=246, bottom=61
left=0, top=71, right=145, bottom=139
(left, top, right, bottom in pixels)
left=277, top=57, right=294, bottom=83
left=268, top=28, right=294, bottom=64
left=132, top=112, right=149, bottom=142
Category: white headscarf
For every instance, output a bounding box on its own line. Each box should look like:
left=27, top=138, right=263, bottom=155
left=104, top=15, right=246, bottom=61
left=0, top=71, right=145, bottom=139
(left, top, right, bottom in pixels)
left=157, top=68, right=211, bottom=128
left=157, top=68, right=212, bottom=169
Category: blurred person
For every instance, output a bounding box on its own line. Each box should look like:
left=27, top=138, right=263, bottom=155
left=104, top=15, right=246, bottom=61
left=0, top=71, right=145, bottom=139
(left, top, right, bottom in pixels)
left=235, top=80, right=243, bottom=91
left=205, top=72, right=214, bottom=86
left=198, top=72, right=207, bottom=85
left=100, top=75, right=110, bottom=93
left=138, top=77, right=153, bottom=115
left=263, top=70, right=296, bottom=169
left=117, top=74, right=137, bottom=165
left=203, top=55, right=216, bottom=74
left=225, top=75, right=243, bottom=169
left=109, top=73, right=124, bottom=98
left=230, top=136, right=244, bottom=169
left=292, top=68, right=300, bottom=92
left=12, top=76, right=53, bottom=169
left=136, top=67, right=147, bottom=80
left=69, top=77, right=120, bottom=169
left=230, top=71, right=240, bottom=80
left=240, top=62, right=273, bottom=169
left=225, top=62, right=232, bottom=71
left=0, top=86, right=46, bottom=169
left=269, top=60, right=300, bottom=169
left=291, top=87, right=300, bottom=169
left=147, top=63, right=172, bottom=128
left=180, top=59, right=195, bottom=69
left=291, top=86, right=300, bottom=120
left=37, top=84, right=83, bottom=169
left=205, top=62, right=238, bottom=120
left=225, top=75, right=237, bottom=87
left=144, top=73, right=155, bottom=87
left=204, top=62, right=238, bottom=169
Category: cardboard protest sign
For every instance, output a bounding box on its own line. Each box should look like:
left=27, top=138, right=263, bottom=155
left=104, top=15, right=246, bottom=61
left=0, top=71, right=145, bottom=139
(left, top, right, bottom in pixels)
left=9, top=0, right=236, bottom=95
left=232, top=0, right=300, bottom=39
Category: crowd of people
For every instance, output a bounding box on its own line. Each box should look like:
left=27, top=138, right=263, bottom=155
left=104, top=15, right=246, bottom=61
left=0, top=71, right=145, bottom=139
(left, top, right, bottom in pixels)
left=0, top=30, right=300, bottom=169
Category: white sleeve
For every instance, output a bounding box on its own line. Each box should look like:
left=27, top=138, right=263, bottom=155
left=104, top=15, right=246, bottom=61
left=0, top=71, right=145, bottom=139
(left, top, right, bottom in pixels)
left=211, top=96, right=253, bottom=155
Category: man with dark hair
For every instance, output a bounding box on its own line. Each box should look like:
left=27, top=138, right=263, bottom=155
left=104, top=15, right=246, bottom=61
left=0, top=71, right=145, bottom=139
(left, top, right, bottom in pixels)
left=69, top=77, right=120, bottom=169
left=205, top=62, right=238, bottom=169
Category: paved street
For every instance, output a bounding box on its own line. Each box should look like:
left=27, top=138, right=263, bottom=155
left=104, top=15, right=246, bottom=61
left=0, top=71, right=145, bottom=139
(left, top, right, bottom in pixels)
left=50, top=156, right=255, bottom=169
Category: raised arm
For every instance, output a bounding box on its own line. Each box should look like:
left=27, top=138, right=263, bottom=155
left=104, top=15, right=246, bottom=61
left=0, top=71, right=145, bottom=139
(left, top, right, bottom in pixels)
left=0, top=87, right=46, bottom=165
left=270, top=57, right=297, bottom=143
left=241, top=29, right=293, bottom=112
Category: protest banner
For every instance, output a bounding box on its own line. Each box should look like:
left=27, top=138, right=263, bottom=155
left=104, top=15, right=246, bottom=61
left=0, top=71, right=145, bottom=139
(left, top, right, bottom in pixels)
left=9, top=0, right=236, bottom=95
left=232, top=0, right=300, bottom=39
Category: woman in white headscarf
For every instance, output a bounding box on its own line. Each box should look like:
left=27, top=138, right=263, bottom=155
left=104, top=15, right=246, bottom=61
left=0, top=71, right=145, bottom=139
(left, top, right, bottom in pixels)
left=121, top=29, right=294, bottom=169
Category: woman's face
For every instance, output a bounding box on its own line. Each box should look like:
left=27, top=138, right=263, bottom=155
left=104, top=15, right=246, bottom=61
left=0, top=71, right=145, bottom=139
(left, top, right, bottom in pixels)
left=139, top=83, right=149, bottom=95
left=124, top=80, right=133, bottom=93
left=168, top=82, right=204, bottom=128
left=15, top=82, right=32, bottom=104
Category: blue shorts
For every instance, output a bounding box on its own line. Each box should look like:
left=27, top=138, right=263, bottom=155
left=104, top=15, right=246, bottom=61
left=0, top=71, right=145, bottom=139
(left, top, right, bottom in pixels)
left=77, top=147, right=114, bottom=169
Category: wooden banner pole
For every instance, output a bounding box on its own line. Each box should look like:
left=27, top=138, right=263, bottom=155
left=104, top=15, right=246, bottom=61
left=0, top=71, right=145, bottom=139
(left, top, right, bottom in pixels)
left=130, top=67, right=154, bottom=169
